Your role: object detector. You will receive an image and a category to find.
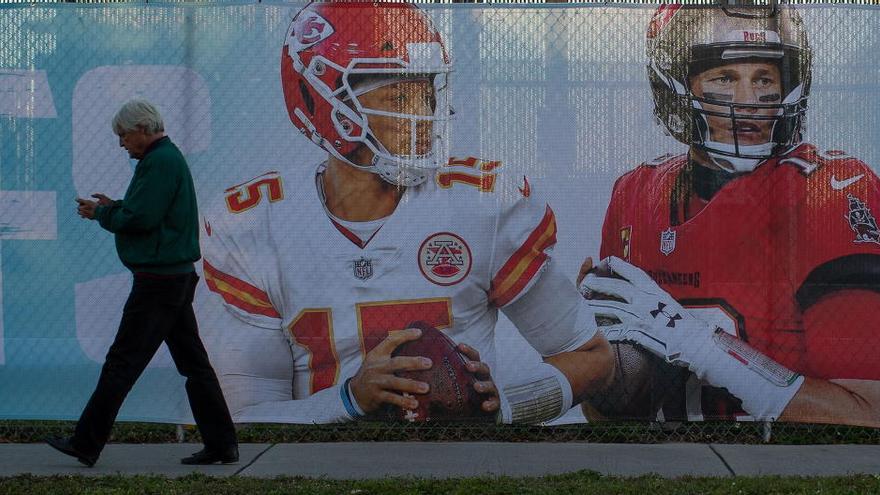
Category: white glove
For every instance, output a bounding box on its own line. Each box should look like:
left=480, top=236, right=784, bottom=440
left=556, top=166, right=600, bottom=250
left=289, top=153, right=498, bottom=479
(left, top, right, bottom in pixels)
left=579, top=256, right=804, bottom=421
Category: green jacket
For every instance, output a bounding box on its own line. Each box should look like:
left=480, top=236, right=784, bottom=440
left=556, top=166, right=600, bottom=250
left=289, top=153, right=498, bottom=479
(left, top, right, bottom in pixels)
left=95, top=137, right=200, bottom=274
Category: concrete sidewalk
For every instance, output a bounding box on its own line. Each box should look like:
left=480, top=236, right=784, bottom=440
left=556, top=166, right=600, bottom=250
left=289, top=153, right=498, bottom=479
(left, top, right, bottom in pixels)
left=3, top=443, right=880, bottom=478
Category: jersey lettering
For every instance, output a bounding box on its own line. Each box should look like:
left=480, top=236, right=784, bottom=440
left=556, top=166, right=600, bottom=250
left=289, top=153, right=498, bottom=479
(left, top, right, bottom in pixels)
left=226, top=175, right=284, bottom=213
left=437, top=157, right=501, bottom=192
left=288, top=309, right=337, bottom=395
left=289, top=298, right=452, bottom=394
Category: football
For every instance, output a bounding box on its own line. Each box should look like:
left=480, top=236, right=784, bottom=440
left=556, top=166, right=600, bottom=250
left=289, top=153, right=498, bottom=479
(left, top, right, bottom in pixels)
left=382, top=321, right=493, bottom=423
left=583, top=342, right=660, bottom=419
left=583, top=341, right=690, bottom=421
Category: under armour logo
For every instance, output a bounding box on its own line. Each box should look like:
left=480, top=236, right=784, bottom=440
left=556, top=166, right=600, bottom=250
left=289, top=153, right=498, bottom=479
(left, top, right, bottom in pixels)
left=650, top=302, right=682, bottom=328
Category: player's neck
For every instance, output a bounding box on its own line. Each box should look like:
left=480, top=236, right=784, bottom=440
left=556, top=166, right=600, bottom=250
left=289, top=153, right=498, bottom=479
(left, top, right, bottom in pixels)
left=322, top=157, right=404, bottom=222
left=689, top=148, right=724, bottom=172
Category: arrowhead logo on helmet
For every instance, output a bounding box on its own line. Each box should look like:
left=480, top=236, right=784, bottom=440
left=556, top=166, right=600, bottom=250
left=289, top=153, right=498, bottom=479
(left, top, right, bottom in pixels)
left=287, top=13, right=334, bottom=53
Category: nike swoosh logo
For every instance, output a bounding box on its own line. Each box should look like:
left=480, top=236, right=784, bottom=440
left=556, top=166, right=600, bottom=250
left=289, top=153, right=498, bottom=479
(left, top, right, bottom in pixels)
left=831, top=174, right=864, bottom=190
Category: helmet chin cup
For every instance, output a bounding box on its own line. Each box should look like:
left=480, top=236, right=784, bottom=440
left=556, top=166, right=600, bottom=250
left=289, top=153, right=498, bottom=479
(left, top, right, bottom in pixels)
left=358, top=98, right=450, bottom=187
left=705, top=152, right=763, bottom=174
left=373, top=154, right=436, bottom=187
left=702, top=140, right=774, bottom=173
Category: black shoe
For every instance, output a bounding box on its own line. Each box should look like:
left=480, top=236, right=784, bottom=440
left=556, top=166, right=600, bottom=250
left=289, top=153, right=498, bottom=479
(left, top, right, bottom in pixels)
left=180, top=445, right=239, bottom=465
left=45, top=436, right=98, bottom=468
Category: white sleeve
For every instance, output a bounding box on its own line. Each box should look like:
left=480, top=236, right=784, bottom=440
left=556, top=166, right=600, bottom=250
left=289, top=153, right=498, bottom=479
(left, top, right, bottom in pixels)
left=234, top=384, right=356, bottom=424
left=501, top=260, right=599, bottom=357
left=201, top=197, right=282, bottom=330
left=488, top=176, right=558, bottom=308
left=205, top=306, right=291, bottom=417
left=209, top=309, right=355, bottom=424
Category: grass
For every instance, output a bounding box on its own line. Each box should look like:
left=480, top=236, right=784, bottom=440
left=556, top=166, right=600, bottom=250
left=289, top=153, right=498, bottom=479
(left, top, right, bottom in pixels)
left=2, top=472, right=880, bottom=494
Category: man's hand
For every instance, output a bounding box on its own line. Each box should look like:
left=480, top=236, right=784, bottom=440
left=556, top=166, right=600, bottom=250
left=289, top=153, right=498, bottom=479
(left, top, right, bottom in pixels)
left=577, top=255, right=708, bottom=366
left=576, top=256, right=594, bottom=287
left=457, top=343, right=500, bottom=414
left=76, top=193, right=113, bottom=220
left=579, top=256, right=803, bottom=420
left=76, top=198, right=98, bottom=220
left=91, top=193, right=113, bottom=206
left=349, top=328, right=432, bottom=413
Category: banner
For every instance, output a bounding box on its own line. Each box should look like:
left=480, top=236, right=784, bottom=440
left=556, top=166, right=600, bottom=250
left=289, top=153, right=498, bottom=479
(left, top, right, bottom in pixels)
left=1, top=1, right=878, bottom=427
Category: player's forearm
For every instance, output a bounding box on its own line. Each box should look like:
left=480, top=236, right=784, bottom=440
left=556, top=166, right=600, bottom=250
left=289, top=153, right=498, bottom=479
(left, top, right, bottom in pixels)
left=781, top=378, right=880, bottom=427
left=543, top=332, right=614, bottom=404
left=234, top=384, right=356, bottom=424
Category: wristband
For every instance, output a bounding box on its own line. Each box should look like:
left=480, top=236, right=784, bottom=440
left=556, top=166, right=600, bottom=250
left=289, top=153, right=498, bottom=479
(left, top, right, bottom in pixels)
left=340, top=377, right=365, bottom=419
left=499, top=362, right=573, bottom=424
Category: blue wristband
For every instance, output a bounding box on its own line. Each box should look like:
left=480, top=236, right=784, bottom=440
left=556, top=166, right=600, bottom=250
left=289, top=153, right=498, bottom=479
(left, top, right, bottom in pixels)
left=340, top=377, right=364, bottom=419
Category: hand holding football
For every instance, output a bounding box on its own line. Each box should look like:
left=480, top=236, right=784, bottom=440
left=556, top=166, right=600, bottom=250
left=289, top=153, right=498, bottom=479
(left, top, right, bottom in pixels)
left=385, top=321, right=493, bottom=422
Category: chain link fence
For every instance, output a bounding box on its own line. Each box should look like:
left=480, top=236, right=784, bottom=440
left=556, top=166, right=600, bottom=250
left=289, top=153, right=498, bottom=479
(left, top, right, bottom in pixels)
left=4, top=419, right=880, bottom=444
left=1, top=0, right=878, bottom=444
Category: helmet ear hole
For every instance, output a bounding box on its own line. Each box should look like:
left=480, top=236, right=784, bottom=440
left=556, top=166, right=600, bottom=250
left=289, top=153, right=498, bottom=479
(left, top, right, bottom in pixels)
left=298, top=80, right=315, bottom=115
left=339, top=117, right=354, bottom=135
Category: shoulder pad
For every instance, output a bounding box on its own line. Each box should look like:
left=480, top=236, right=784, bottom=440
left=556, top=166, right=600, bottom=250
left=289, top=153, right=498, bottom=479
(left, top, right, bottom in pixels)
left=776, top=144, right=869, bottom=177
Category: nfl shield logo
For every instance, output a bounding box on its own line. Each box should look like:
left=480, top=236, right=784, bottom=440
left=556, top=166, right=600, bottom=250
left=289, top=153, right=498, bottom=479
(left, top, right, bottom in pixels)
left=660, top=228, right=676, bottom=256
left=353, top=258, right=373, bottom=281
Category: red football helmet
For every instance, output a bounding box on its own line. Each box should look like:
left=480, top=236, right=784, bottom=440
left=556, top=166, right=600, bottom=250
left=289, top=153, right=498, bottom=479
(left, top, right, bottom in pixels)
left=281, top=1, right=452, bottom=187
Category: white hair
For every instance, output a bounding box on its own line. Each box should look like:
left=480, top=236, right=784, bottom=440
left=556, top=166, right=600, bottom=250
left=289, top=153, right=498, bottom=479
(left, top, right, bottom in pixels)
left=111, top=99, right=165, bottom=135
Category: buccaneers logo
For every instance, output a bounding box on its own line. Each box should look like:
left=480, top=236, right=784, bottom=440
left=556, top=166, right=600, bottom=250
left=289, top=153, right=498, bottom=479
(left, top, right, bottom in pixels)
left=646, top=4, right=682, bottom=40
left=846, top=194, right=880, bottom=245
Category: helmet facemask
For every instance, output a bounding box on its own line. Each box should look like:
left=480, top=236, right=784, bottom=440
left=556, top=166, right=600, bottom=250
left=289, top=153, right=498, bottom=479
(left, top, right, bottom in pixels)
left=289, top=39, right=451, bottom=187
left=647, top=4, right=812, bottom=174
left=338, top=68, right=451, bottom=188
left=687, top=45, right=809, bottom=173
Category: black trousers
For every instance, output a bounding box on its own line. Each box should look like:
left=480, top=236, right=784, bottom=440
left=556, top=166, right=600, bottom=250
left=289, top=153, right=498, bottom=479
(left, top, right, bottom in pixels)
left=73, top=271, right=236, bottom=457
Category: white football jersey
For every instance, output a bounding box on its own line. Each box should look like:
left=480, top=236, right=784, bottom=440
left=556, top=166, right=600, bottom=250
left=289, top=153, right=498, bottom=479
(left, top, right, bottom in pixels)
left=202, top=157, right=586, bottom=400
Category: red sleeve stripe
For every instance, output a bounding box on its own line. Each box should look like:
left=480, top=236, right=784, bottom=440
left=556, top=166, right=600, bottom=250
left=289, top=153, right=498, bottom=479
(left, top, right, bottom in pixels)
left=489, top=206, right=557, bottom=307
left=203, top=260, right=281, bottom=319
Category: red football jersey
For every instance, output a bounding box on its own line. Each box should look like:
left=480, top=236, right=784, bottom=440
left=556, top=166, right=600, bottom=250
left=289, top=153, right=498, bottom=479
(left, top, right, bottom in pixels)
left=600, top=144, right=880, bottom=418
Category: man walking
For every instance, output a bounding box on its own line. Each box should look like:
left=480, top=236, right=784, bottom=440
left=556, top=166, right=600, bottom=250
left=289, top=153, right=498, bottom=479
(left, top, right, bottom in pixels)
left=47, top=99, right=238, bottom=466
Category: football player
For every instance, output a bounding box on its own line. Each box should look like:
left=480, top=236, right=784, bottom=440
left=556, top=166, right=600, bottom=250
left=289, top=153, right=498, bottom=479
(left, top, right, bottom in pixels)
left=579, top=3, right=880, bottom=426
left=201, top=1, right=613, bottom=424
